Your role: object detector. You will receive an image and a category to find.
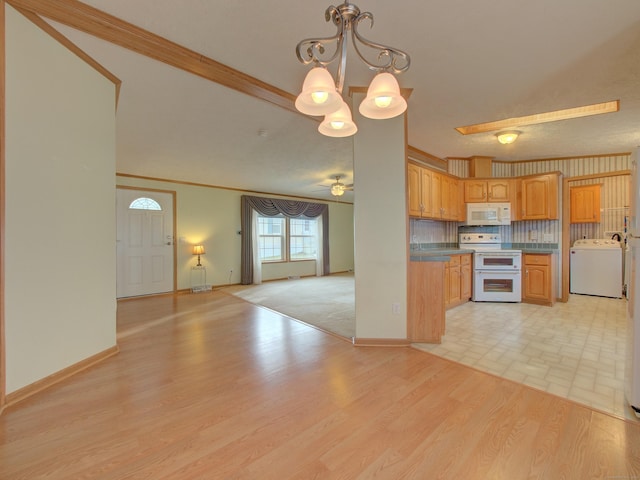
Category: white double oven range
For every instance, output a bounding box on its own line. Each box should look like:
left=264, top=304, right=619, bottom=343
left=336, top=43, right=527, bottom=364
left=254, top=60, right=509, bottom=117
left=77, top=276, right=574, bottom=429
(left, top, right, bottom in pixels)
left=459, top=231, right=522, bottom=302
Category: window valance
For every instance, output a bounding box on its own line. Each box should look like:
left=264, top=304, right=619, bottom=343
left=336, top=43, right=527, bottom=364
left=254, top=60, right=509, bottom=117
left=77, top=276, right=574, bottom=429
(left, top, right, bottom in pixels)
left=242, top=195, right=327, bottom=218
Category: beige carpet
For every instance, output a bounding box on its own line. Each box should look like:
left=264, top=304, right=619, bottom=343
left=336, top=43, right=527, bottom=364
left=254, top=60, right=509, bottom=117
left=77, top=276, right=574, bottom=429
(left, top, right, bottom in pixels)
left=221, top=273, right=355, bottom=339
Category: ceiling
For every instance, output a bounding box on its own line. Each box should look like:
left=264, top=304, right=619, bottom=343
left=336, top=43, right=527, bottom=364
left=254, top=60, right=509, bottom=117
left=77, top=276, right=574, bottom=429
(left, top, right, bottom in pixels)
left=16, top=0, right=640, bottom=201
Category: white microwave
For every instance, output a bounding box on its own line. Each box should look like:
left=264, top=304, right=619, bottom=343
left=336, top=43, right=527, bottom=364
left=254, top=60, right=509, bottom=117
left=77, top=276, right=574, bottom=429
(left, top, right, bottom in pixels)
left=465, top=202, right=511, bottom=226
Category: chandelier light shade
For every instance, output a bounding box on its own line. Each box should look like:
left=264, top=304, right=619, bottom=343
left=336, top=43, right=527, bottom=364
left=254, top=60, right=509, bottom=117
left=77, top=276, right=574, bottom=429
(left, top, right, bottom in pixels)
left=318, top=100, right=358, bottom=137
left=496, top=130, right=521, bottom=145
left=294, top=67, right=343, bottom=116
left=295, top=2, right=410, bottom=137
left=359, top=72, right=407, bottom=120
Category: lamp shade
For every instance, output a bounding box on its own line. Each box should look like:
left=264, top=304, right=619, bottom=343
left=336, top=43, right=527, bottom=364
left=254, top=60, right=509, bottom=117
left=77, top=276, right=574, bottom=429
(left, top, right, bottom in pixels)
left=318, top=100, right=358, bottom=137
left=192, top=245, right=205, bottom=255
left=496, top=130, right=521, bottom=144
left=358, top=72, right=407, bottom=120
left=295, top=67, right=342, bottom=116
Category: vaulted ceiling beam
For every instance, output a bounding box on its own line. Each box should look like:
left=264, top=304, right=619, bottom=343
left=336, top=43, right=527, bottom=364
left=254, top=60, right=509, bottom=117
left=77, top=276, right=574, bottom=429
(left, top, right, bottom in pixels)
left=6, top=0, right=298, bottom=114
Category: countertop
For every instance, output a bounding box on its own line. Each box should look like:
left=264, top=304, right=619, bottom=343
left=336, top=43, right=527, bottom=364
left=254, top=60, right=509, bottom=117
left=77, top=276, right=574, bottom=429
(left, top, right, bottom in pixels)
left=520, top=248, right=558, bottom=254
left=409, top=247, right=558, bottom=262
left=409, top=248, right=474, bottom=262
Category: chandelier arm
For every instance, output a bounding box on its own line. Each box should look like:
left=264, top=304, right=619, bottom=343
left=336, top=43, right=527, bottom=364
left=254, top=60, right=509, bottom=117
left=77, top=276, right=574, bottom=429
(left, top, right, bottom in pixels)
left=295, top=5, right=344, bottom=67
left=351, top=12, right=411, bottom=74
left=295, top=35, right=342, bottom=67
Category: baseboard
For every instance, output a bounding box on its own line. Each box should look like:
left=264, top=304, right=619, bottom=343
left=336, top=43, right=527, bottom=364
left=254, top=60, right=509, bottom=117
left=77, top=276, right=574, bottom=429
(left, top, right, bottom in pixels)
left=352, top=338, right=411, bottom=347
left=4, top=345, right=119, bottom=409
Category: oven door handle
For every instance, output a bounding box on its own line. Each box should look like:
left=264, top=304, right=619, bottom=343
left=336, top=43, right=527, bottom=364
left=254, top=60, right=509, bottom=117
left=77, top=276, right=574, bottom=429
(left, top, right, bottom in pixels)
left=475, top=270, right=521, bottom=274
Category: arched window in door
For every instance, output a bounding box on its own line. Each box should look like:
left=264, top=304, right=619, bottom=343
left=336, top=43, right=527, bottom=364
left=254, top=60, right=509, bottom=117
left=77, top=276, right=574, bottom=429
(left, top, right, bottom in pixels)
left=129, top=197, right=162, bottom=210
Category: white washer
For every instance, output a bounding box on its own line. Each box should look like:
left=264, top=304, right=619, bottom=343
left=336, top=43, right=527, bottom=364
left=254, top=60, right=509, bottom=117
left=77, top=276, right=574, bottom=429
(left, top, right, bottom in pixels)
left=570, top=239, right=622, bottom=298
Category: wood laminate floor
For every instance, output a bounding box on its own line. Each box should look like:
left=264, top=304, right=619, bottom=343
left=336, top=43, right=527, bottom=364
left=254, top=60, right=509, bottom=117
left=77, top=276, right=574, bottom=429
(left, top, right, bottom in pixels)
left=1, top=291, right=639, bottom=479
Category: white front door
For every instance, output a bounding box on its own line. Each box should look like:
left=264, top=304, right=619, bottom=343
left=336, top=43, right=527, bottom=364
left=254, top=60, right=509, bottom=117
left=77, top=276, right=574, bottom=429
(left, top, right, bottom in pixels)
left=116, top=188, right=175, bottom=298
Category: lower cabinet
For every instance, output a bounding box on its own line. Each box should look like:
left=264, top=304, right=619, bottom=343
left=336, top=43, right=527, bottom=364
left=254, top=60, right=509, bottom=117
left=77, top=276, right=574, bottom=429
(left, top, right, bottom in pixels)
left=408, top=254, right=474, bottom=344
left=461, top=255, right=472, bottom=301
left=408, top=260, right=445, bottom=343
left=522, top=253, right=555, bottom=306
left=446, top=254, right=472, bottom=310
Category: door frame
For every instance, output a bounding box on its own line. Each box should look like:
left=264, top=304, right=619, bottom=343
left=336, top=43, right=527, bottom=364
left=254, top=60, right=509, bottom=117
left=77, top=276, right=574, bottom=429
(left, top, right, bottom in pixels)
left=116, top=185, right=177, bottom=296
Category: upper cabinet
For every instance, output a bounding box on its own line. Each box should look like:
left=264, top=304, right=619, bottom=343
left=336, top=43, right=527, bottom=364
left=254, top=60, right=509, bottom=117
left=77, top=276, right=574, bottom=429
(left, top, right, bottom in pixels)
left=408, top=164, right=560, bottom=223
left=408, top=163, right=462, bottom=221
left=408, top=163, right=426, bottom=217
left=408, top=163, right=434, bottom=218
left=570, top=184, right=601, bottom=224
left=464, top=179, right=512, bottom=203
left=519, top=173, right=560, bottom=220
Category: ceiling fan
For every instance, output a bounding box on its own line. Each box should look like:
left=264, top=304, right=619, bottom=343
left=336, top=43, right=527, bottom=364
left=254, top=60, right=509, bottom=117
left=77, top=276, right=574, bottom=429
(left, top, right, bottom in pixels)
left=318, top=175, right=354, bottom=197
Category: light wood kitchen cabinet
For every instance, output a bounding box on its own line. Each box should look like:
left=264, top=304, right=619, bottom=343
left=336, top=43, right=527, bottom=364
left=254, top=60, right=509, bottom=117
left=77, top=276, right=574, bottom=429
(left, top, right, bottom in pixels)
left=520, top=173, right=559, bottom=220
left=464, top=179, right=512, bottom=203
left=431, top=170, right=443, bottom=219
left=408, top=163, right=422, bottom=217
left=441, top=174, right=459, bottom=220
left=570, top=184, right=601, bottom=223
left=408, top=260, right=445, bottom=343
left=433, top=171, right=462, bottom=221
left=523, top=253, right=555, bottom=306
left=408, top=163, right=462, bottom=221
left=445, top=254, right=472, bottom=309
left=460, top=254, right=472, bottom=301
left=408, top=163, right=434, bottom=218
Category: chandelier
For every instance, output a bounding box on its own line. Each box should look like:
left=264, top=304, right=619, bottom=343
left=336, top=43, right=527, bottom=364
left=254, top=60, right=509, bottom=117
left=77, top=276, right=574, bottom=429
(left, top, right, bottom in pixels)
left=295, top=2, right=411, bottom=137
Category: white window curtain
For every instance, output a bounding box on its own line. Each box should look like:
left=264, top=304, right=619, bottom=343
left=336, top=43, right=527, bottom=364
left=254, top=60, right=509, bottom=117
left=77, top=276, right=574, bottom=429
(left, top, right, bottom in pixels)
left=315, top=217, right=324, bottom=277
left=251, top=209, right=263, bottom=285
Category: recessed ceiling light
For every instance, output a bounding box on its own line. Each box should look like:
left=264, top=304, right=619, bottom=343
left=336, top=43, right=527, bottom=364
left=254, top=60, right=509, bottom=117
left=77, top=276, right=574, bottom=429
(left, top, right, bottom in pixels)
left=455, top=100, right=619, bottom=136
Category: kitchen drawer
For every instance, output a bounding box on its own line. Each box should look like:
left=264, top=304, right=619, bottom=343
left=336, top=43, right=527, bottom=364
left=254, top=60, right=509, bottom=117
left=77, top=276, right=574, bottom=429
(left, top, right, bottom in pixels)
left=460, top=254, right=471, bottom=266
left=524, top=253, right=550, bottom=266
left=449, top=255, right=461, bottom=267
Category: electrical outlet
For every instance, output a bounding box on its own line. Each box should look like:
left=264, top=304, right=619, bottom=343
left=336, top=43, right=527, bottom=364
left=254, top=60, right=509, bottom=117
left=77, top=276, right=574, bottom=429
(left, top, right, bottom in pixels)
left=529, top=230, right=538, bottom=241
left=543, top=233, right=553, bottom=242
left=392, top=303, right=400, bottom=314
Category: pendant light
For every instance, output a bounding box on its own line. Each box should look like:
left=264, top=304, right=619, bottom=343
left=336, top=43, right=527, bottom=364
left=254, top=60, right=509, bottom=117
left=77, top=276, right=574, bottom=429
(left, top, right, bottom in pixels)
left=294, top=67, right=343, bottom=116
left=359, top=72, right=407, bottom=120
left=318, top=100, right=358, bottom=137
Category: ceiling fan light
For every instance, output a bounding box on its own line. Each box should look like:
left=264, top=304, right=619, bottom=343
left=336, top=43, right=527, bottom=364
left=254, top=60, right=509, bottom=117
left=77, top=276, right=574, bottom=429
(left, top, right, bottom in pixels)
left=318, top=100, right=358, bottom=137
left=331, top=184, right=346, bottom=196
left=496, top=130, right=521, bottom=144
left=295, top=67, right=342, bottom=116
left=359, top=72, right=407, bottom=120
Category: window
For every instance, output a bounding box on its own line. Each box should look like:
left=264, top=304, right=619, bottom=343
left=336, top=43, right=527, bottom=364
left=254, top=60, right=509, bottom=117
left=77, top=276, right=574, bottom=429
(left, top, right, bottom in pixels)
left=289, top=218, right=317, bottom=260
left=129, top=197, right=162, bottom=210
left=258, top=216, right=285, bottom=262
left=258, top=216, right=317, bottom=263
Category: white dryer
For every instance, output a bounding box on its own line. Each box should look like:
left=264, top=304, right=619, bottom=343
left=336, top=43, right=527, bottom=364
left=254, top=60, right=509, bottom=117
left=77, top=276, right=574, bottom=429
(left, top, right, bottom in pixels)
left=570, top=238, right=622, bottom=298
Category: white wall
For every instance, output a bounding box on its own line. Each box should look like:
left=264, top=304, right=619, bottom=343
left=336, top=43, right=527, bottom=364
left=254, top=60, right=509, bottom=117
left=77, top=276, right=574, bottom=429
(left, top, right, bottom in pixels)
left=352, top=94, right=407, bottom=339
left=116, top=176, right=355, bottom=287
left=4, top=6, right=117, bottom=393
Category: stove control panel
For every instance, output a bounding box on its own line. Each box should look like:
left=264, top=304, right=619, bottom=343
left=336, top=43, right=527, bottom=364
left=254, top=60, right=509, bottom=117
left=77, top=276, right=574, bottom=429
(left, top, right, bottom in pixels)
left=459, top=233, right=502, bottom=244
